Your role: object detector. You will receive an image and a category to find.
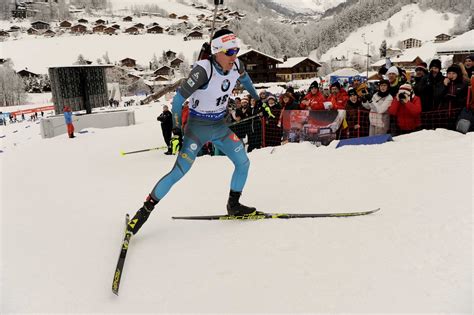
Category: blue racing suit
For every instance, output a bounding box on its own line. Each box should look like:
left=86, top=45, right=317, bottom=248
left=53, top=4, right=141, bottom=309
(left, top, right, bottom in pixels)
left=150, top=57, right=259, bottom=201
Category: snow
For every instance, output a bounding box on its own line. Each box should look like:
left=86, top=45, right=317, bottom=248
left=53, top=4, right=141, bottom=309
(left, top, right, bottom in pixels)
left=437, top=29, right=474, bottom=53
left=268, top=0, right=347, bottom=14
left=319, top=4, right=458, bottom=63
left=277, top=56, right=319, bottom=68
left=1, top=102, right=472, bottom=313
left=1, top=33, right=205, bottom=74
left=107, top=0, right=208, bottom=16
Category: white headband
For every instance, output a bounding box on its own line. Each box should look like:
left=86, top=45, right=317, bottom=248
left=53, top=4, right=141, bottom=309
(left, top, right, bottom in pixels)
left=211, top=33, right=240, bottom=54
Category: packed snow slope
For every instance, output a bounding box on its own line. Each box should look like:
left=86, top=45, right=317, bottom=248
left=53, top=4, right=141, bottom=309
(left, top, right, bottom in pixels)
left=1, top=104, right=472, bottom=313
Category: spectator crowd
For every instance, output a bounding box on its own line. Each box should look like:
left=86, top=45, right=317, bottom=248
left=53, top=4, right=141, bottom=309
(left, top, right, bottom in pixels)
left=159, top=55, right=474, bottom=155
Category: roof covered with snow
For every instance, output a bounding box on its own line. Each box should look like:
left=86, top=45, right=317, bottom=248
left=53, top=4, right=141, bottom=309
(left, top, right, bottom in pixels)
left=436, top=30, right=474, bottom=54
left=276, top=57, right=321, bottom=68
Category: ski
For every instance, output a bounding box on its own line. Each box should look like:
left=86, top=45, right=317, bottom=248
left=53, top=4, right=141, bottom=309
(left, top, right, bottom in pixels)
left=172, top=208, right=380, bottom=221
left=120, top=146, right=167, bottom=156
left=112, top=214, right=132, bottom=295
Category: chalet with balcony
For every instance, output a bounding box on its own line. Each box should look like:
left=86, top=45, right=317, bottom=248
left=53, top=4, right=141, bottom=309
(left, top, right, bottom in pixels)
left=434, top=33, right=451, bottom=43
left=276, top=57, right=321, bottom=82
left=401, top=38, right=422, bottom=49
left=238, top=49, right=282, bottom=83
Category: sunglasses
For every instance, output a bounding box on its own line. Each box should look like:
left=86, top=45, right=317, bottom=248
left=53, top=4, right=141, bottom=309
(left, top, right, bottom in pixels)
left=222, top=48, right=240, bottom=56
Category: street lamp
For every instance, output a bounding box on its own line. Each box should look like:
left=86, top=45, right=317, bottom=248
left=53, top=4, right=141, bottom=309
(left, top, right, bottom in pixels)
left=361, top=33, right=372, bottom=79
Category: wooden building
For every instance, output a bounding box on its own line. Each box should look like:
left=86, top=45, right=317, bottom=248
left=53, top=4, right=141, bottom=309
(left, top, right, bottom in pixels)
left=93, top=25, right=107, bottom=33
left=71, top=24, right=87, bottom=34
left=401, top=38, right=422, bottom=49
left=95, top=19, right=106, bottom=25
left=434, top=33, right=452, bottom=43
left=166, top=50, right=177, bottom=59
left=123, top=16, right=133, bottom=22
left=78, top=18, right=88, bottom=24
left=178, top=15, right=189, bottom=20
left=147, top=25, right=164, bottom=34
left=134, top=23, right=145, bottom=29
left=125, top=26, right=139, bottom=35
left=59, top=20, right=72, bottom=28
left=104, top=27, right=116, bottom=35
left=238, top=49, right=282, bottom=83
left=276, top=57, right=321, bottom=82
left=43, top=30, right=56, bottom=37
left=170, top=58, right=184, bottom=68
left=154, top=66, right=172, bottom=76
left=169, top=13, right=177, bottom=19
left=120, top=58, right=136, bottom=68
left=185, top=30, right=203, bottom=40
left=370, top=55, right=425, bottom=71
left=17, top=69, right=39, bottom=78
left=0, top=31, right=10, bottom=38
left=31, top=21, right=50, bottom=30
left=27, top=27, right=39, bottom=35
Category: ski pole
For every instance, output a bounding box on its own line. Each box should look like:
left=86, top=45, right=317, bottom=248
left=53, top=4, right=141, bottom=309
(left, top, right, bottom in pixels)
left=120, top=146, right=167, bottom=156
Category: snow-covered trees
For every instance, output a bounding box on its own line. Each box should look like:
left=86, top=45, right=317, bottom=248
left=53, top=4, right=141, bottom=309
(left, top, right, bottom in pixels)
left=384, top=21, right=395, bottom=37
left=0, top=62, right=27, bottom=107
left=379, top=40, right=387, bottom=58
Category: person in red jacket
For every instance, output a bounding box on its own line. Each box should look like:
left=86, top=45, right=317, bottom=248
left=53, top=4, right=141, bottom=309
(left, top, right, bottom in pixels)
left=328, top=81, right=349, bottom=110
left=389, top=83, right=422, bottom=135
left=181, top=100, right=189, bottom=130
left=299, top=81, right=325, bottom=110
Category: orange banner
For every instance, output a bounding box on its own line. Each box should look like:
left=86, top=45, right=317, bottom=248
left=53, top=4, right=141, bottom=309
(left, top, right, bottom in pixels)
left=10, top=105, right=54, bottom=116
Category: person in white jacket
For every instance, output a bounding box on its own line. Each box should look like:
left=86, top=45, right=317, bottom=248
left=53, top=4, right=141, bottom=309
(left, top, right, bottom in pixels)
left=362, top=79, right=393, bottom=135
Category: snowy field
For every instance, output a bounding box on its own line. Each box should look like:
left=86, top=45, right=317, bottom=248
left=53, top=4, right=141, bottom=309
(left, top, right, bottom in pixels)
left=318, top=4, right=458, bottom=63
left=1, top=102, right=472, bottom=313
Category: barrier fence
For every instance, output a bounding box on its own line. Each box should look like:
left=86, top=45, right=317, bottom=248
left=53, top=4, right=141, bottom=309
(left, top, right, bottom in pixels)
left=227, top=106, right=472, bottom=153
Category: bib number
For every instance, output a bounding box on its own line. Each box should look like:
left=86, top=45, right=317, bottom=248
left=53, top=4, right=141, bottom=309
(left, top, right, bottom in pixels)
left=216, top=94, right=229, bottom=107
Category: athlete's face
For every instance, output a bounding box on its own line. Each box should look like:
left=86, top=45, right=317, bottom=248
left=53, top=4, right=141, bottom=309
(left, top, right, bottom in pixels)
left=215, top=47, right=239, bottom=72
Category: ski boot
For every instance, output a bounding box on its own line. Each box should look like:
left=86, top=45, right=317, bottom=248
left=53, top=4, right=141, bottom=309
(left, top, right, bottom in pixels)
left=127, top=194, right=159, bottom=235
left=226, top=190, right=257, bottom=216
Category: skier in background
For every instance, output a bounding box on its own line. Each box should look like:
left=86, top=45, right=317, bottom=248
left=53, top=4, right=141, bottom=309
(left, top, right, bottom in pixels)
left=63, top=106, right=75, bottom=138
left=127, top=29, right=261, bottom=236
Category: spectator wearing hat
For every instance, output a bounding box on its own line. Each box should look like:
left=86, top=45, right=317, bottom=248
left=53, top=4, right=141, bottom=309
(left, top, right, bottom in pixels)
left=231, top=97, right=250, bottom=140
left=440, top=64, right=469, bottom=128
left=418, top=58, right=445, bottom=112
left=389, top=83, right=422, bottom=135
left=63, top=106, right=75, bottom=138
left=321, top=83, right=331, bottom=101
left=343, top=88, right=366, bottom=139
left=328, top=81, right=348, bottom=110
left=263, top=95, right=282, bottom=147
left=300, top=81, right=325, bottom=110
left=386, top=66, right=403, bottom=97
left=464, top=55, right=473, bottom=79
left=351, top=75, right=370, bottom=99
left=362, top=79, right=393, bottom=136
left=413, top=63, right=428, bottom=97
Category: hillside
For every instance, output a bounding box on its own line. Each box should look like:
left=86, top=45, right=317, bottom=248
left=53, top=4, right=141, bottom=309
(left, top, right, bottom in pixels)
left=319, top=4, right=458, bottom=64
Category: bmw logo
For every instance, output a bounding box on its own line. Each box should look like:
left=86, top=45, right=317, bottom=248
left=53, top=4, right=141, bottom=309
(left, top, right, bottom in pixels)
left=221, top=79, right=231, bottom=92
